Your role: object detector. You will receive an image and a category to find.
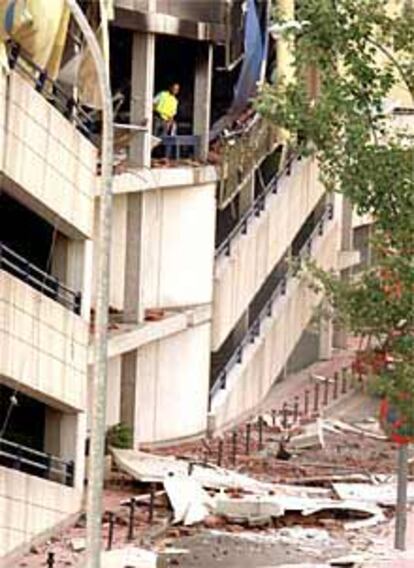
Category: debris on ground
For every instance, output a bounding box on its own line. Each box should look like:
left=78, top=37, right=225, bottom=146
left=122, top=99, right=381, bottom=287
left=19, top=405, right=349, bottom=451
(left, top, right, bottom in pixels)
left=101, top=546, right=157, bottom=568
left=164, top=472, right=214, bottom=525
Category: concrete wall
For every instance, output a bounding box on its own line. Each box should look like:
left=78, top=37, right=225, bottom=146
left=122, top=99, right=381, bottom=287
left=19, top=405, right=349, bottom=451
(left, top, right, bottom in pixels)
left=212, top=158, right=325, bottom=350
left=212, top=215, right=340, bottom=431
left=0, top=467, right=82, bottom=560
left=1, top=71, right=96, bottom=239
left=134, top=321, right=211, bottom=444
left=139, top=182, right=216, bottom=310
left=0, top=271, right=88, bottom=411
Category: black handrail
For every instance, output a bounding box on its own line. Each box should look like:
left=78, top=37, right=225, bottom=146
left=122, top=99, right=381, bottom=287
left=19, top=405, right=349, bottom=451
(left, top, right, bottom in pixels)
left=215, top=153, right=297, bottom=259
left=0, top=241, right=82, bottom=314
left=7, top=41, right=94, bottom=142
left=0, top=437, right=75, bottom=487
left=209, top=203, right=334, bottom=405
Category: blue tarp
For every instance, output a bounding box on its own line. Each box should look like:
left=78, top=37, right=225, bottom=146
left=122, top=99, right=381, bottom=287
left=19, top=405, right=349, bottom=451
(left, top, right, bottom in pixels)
left=230, top=0, right=267, bottom=115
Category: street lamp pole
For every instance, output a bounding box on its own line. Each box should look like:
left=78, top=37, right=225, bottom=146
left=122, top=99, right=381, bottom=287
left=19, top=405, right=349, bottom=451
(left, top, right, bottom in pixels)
left=64, top=2, right=113, bottom=568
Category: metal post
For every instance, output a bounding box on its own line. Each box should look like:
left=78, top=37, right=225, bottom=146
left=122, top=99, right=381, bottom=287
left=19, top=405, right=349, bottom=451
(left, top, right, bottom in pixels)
left=313, top=382, right=320, bottom=413
left=63, top=3, right=113, bottom=568
left=127, top=499, right=136, bottom=541
left=293, top=397, right=299, bottom=422
left=217, top=439, right=223, bottom=467
left=245, top=423, right=251, bottom=455
left=304, top=389, right=310, bottom=416
left=323, top=379, right=329, bottom=406
left=341, top=367, right=348, bottom=394
left=395, top=444, right=409, bottom=550
left=107, top=512, right=115, bottom=550
left=149, top=483, right=155, bottom=524
left=258, top=416, right=264, bottom=450
left=282, top=403, right=289, bottom=428
left=47, top=552, right=55, bottom=568
left=232, top=430, right=237, bottom=466
left=271, top=409, right=277, bottom=427
left=333, top=372, right=339, bottom=399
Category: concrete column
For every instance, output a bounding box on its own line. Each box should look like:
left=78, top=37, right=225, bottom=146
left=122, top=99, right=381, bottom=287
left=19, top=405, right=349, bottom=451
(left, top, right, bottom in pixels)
left=193, top=42, right=213, bottom=161
left=130, top=32, right=155, bottom=168
left=120, top=350, right=138, bottom=447
left=123, top=193, right=144, bottom=322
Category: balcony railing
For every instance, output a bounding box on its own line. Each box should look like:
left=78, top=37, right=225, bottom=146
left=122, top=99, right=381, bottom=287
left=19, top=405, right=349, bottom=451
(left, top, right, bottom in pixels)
left=0, top=241, right=82, bottom=315
left=215, top=153, right=297, bottom=259
left=0, top=437, right=75, bottom=487
left=209, top=202, right=334, bottom=407
left=6, top=42, right=94, bottom=142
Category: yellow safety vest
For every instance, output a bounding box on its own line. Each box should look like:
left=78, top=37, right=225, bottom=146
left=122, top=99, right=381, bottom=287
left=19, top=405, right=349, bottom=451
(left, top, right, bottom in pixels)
left=154, top=91, right=178, bottom=121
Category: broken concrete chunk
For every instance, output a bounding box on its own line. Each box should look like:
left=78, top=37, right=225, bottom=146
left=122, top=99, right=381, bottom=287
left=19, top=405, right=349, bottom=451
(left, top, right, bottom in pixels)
left=215, top=494, right=284, bottom=521
left=288, top=418, right=325, bottom=450
left=164, top=472, right=214, bottom=526
left=70, top=538, right=86, bottom=552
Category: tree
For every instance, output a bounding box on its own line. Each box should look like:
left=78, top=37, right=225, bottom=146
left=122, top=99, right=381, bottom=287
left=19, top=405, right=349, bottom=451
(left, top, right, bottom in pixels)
left=256, top=0, right=414, bottom=430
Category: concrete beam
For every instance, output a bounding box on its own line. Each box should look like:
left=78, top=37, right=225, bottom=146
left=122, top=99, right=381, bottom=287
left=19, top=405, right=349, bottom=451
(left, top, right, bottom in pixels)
left=193, top=43, right=213, bottom=161
left=130, top=32, right=155, bottom=167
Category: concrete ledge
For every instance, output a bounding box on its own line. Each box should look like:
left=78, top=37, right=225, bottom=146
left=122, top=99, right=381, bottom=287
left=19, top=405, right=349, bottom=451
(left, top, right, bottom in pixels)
left=98, top=165, right=219, bottom=196
left=89, top=304, right=212, bottom=362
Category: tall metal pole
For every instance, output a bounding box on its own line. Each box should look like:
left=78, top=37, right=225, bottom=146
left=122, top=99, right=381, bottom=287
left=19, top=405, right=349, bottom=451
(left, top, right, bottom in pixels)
left=395, top=444, right=409, bottom=550
left=64, top=3, right=113, bottom=568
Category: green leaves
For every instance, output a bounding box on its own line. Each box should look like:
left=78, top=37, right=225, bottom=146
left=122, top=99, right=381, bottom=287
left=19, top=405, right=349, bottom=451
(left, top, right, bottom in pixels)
left=259, top=0, right=414, bottom=427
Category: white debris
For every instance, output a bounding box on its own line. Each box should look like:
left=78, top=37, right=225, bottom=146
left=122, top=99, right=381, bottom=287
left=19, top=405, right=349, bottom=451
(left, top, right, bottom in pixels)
left=333, top=481, right=414, bottom=506
left=323, top=419, right=387, bottom=441
left=215, top=493, right=284, bottom=521
left=113, top=448, right=279, bottom=493
left=288, top=418, right=325, bottom=450
left=101, top=547, right=157, bottom=568
left=301, top=500, right=386, bottom=530
left=164, top=472, right=214, bottom=525
left=70, top=537, right=86, bottom=552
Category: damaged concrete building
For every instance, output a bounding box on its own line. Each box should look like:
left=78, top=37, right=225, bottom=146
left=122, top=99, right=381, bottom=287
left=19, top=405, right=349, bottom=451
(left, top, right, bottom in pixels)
left=0, top=0, right=379, bottom=560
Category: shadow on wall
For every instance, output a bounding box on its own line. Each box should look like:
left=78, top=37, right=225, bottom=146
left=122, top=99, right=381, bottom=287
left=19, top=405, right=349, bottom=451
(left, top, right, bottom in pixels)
left=286, top=327, right=321, bottom=375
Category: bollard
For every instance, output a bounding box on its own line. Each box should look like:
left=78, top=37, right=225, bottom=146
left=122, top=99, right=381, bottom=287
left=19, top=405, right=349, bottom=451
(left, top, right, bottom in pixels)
left=271, top=409, right=277, bottom=427
left=47, top=552, right=55, bottom=568
left=127, top=499, right=136, bottom=541
left=293, top=397, right=300, bottom=423
left=245, top=423, right=251, bottom=455
left=313, top=381, right=320, bottom=413
left=107, top=511, right=115, bottom=550
left=232, top=430, right=238, bottom=466
left=188, top=462, right=194, bottom=476
left=341, top=367, right=348, bottom=394
left=333, top=372, right=339, bottom=399
left=258, top=416, right=264, bottom=450
left=304, top=389, right=310, bottom=416
left=282, top=403, right=289, bottom=429
left=149, top=483, right=155, bottom=524
left=217, top=439, right=223, bottom=467
left=323, top=379, right=329, bottom=406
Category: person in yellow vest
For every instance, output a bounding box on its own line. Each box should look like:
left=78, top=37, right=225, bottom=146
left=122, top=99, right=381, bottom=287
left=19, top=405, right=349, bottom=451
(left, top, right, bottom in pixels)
left=153, top=82, right=180, bottom=138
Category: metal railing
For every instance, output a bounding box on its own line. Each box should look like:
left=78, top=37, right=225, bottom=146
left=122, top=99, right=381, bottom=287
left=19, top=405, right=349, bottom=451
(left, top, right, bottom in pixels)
left=209, top=202, right=334, bottom=406
left=215, top=152, right=297, bottom=259
left=0, top=241, right=82, bottom=315
left=0, top=437, right=75, bottom=487
left=160, top=134, right=202, bottom=160
left=7, top=41, right=94, bottom=141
